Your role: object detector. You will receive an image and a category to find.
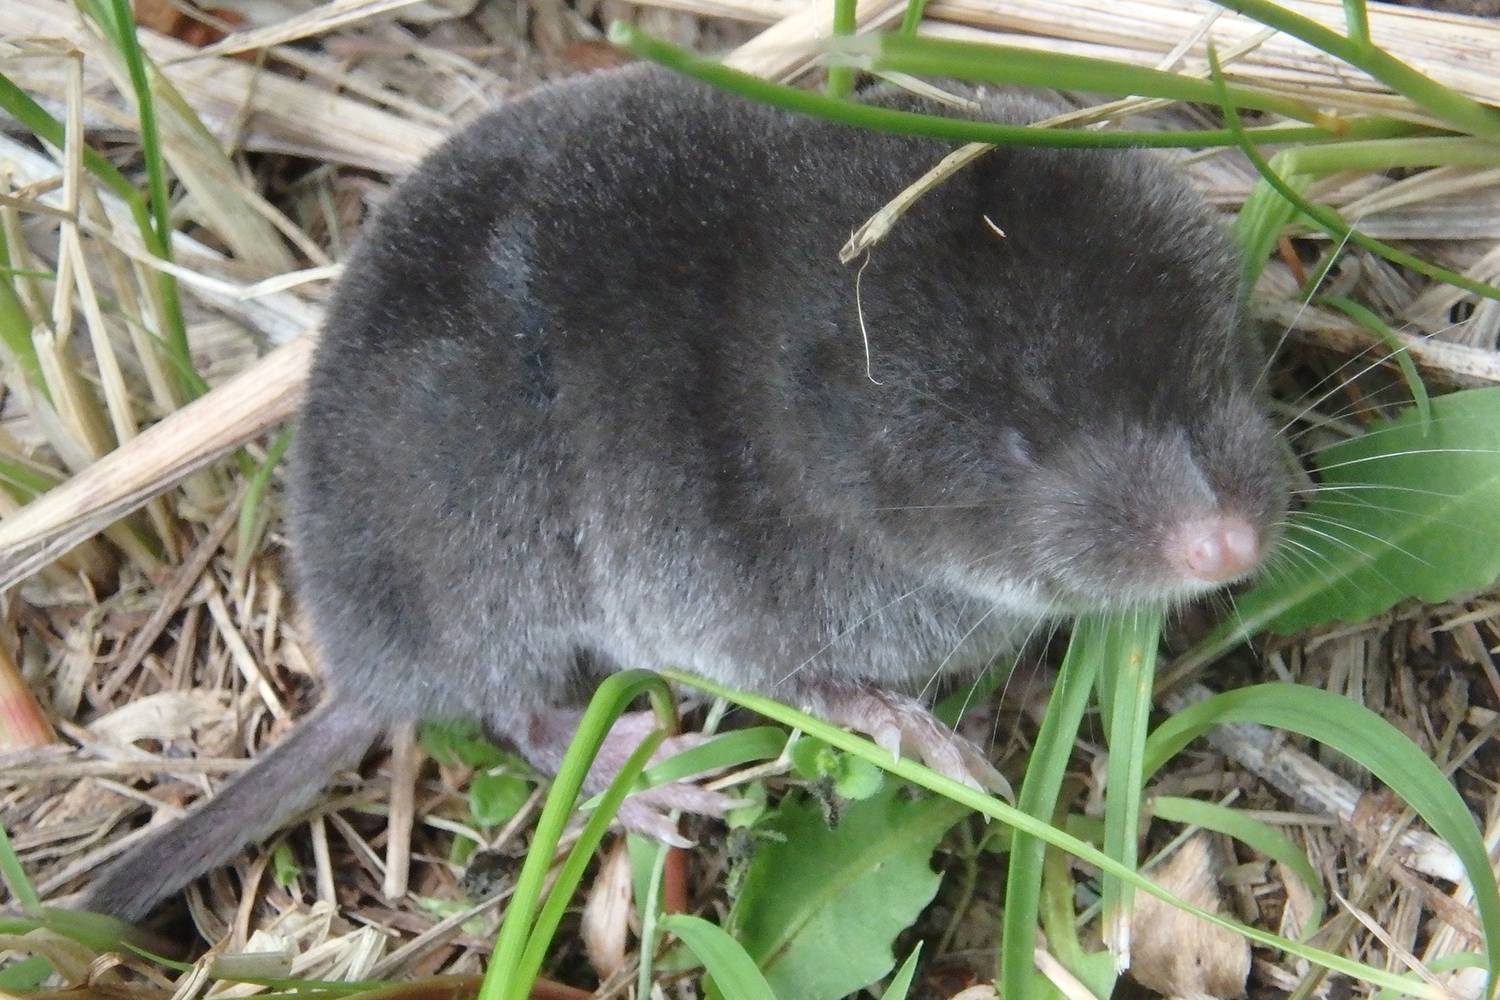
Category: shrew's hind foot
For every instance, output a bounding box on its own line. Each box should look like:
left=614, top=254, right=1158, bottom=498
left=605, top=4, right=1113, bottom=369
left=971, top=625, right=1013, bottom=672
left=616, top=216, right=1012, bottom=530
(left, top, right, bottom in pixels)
left=803, top=684, right=1013, bottom=799
left=520, top=707, right=746, bottom=845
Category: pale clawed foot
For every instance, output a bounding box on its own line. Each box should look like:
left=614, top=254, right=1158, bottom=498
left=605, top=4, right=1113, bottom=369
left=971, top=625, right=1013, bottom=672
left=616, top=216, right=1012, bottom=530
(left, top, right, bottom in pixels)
left=806, top=686, right=1013, bottom=799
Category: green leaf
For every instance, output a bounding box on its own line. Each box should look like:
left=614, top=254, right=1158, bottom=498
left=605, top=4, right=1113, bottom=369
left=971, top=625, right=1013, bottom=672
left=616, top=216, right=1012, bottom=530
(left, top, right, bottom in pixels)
left=1143, top=684, right=1500, bottom=994
left=664, top=670, right=1448, bottom=997
left=1216, top=387, right=1500, bottom=647
left=729, top=782, right=968, bottom=1000
left=788, top=737, right=886, bottom=801
left=419, top=718, right=508, bottom=769
left=469, top=772, right=532, bottom=827
left=271, top=843, right=301, bottom=887
left=661, top=914, right=779, bottom=1000
left=726, top=781, right=770, bottom=830
left=638, top=727, right=788, bottom=788
left=0, top=953, right=52, bottom=992
left=235, top=427, right=293, bottom=583
left=881, top=943, right=922, bottom=1000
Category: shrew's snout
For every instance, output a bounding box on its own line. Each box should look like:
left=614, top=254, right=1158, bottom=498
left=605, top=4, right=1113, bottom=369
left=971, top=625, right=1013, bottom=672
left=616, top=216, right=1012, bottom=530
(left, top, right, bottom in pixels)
left=1166, top=513, right=1264, bottom=585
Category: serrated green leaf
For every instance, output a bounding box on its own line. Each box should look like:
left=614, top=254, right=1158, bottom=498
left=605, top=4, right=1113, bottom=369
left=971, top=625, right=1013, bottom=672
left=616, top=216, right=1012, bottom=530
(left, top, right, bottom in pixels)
left=728, top=783, right=967, bottom=1000
left=1202, top=387, right=1500, bottom=654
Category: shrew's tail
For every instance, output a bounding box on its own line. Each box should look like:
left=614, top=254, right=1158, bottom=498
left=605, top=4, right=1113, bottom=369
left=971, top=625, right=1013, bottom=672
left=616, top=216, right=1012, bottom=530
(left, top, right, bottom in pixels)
left=83, top=698, right=382, bottom=921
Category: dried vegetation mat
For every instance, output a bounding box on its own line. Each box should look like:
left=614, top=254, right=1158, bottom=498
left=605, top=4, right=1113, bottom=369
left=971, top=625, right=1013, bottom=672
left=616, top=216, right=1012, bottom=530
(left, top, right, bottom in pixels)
left=2, top=0, right=1500, bottom=999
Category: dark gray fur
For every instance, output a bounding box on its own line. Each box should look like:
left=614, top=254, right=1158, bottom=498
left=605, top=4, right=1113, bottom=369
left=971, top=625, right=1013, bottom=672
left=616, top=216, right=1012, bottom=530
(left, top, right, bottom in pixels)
left=84, top=64, right=1285, bottom=920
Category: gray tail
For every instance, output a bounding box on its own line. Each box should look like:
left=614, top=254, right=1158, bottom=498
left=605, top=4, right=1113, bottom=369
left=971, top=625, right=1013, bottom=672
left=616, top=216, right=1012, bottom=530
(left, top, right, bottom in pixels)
left=83, top=698, right=383, bottom=921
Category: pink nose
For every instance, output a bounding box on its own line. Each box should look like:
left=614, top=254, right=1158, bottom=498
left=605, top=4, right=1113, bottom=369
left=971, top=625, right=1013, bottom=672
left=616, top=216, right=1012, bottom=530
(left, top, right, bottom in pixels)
left=1170, top=516, right=1262, bottom=583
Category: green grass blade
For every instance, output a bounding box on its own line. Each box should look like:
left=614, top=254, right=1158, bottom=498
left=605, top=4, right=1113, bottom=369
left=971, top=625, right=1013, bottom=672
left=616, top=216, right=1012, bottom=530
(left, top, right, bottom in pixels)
left=606, top=23, right=1419, bottom=149
left=79, top=0, right=196, bottom=397
left=827, top=0, right=857, bottom=98
left=897, top=0, right=926, bottom=36
left=576, top=726, right=786, bottom=813
left=1099, top=610, right=1162, bottom=964
left=1142, top=683, right=1500, bottom=995
left=516, top=731, right=666, bottom=989
left=1260, top=136, right=1500, bottom=175
left=1151, top=796, right=1325, bottom=939
left=0, top=267, right=47, bottom=399
left=882, top=943, right=922, bottom=1000
left=234, top=425, right=293, bottom=581
left=0, top=69, right=151, bottom=221
left=0, top=457, right=60, bottom=500
left=1001, top=614, right=1107, bottom=1000
left=1371, top=954, right=1486, bottom=1000
left=479, top=670, right=676, bottom=1000
left=88, top=0, right=171, bottom=257
left=0, top=822, right=41, bottom=913
left=1342, top=0, right=1370, bottom=47
left=1221, top=0, right=1500, bottom=140
left=831, top=33, right=1330, bottom=125
left=1209, top=47, right=1500, bottom=303
left=636, top=726, right=787, bottom=788
left=1233, top=149, right=1312, bottom=289
left=661, top=914, right=779, bottom=1000
left=1319, top=296, right=1430, bottom=425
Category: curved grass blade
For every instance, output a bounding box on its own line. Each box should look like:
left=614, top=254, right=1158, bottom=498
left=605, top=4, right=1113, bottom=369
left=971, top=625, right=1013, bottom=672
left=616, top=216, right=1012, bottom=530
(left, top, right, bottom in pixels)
left=479, top=670, right=677, bottom=1000
left=1209, top=46, right=1500, bottom=303
left=828, top=33, right=1333, bottom=125
left=1319, top=296, right=1430, bottom=425
left=1151, top=795, right=1325, bottom=940
left=1142, top=683, right=1500, bottom=996
left=606, top=24, right=1414, bottom=150
left=1218, top=0, right=1500, bottom=141
left=661, top=914, right=779, bottom=1000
